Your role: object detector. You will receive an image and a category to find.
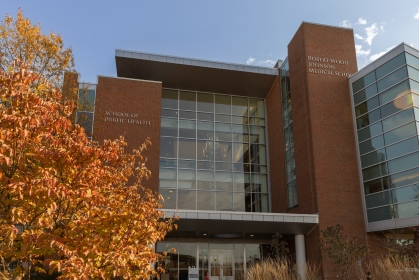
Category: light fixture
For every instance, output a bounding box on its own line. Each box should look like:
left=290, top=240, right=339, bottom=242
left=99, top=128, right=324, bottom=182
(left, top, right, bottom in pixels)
left=203, top=233, right=207, bottom=236
left=250, top=234, right=254, bottom=237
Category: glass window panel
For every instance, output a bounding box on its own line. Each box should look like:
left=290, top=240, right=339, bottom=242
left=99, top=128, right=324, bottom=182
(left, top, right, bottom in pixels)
left=367, top=205, right=392, bottom=222
left=252, top=164, right=267, bottom=173
left=379, top=79, right=410, bottom=105
left=389, top=167, right=419, bottom=189
left=366, top=183, right=419, bottom=209
left=215, top=162, right=233, bottom=171
left=413, top=94, right=419, bottom=107
left=281, top=77, right=289, bottom=99
left=179, top=119, right=196, bottom=138
left=77, top=89, right=95, bottom=112
left=215, top=142, right=232, bottom=162
left=233, top=173, right=250, bottom=192
left=249, top=118, right=265, bottom=126
left=387, top=152, right=419, bottom=175
left=159, top=189, right=177, bottom=209
left=179, top=91, right=196, bottom=111
left=233, top=162, right=250, bottom=173
left=197, top=112, right=214, bottom=121
left=159, top=179, right=177, bottom=189
left=197, top=121, right=214, bottom=140
left=382, top=108, right=414, bottom=132
left=415, top=109, right=419, bottom=120
left=249, top=99, right=265, bottom=117
left=233, top=143, right=249, bottom=163
left=215, top=95, right=231, bottom=114
left=386, top=137, right=419, bottom=160
left=249, top=144, right=267, bottom=164
left=197, top=92, right=214, bottom=112
left=234, top=192, right=245, bottom=211
left=246, top=245, right=262, bottom=264
left=197, top=139, right=214, bottom=161
left=76, top=112, right=93, bottom=137
left=160, top=158, right=177, bottom=168
left=380, top=93, right=413, bottom=119
left=353, top=83, right=378, bottom=105
left=161, top=118, right=178, bottom=137
left=232, top=115, right=248, bottom=124
left=384, top=121, right=416, bottom=146
left=406, top=52, right=419, bottom=70
left=411, top=79, right=419, bottom=94
left=161, top=108, right=178, bottom=118
left=178, top=138, right=196, bottom=159
left=245, top=192, right=252, bottom=212
left=355, top=96, right=380, bottom=118
left=178, top=159, right=195, bottom=169
left=178, top=169, right=196, bottom=189
left=197, top=161, right=213, bottom=170
left=251, top=174, right=268, bottom=193
left=178, top=189, right=196, bottom=210
left=252, top=193, right=269, bottom=212
left=356, top=108, right=381, bottom=129
left=358, top=122, right=383, bottom=142
left=215, top=172, right=233, bottom=191
left=394, top=200, right=419, bottom=219
left=352, top=71, right=376, bottom=93
left=377, top=66, right=408, bottom=92
left=216, top=192, right=233, bottom=211
left=364, top=177, right=390, bottom=194
left=376, top=53, right=406, bottom=80
left=232, top=96, right=248, bottom=116
left=160, top=137, right=177, bottom=158
left=160, top=168, right=177, bottom=180
left=408, top=66, right=419, bottom=82
left=197, top=191, right=215, bottom=210
left=359, top=135, right=385, bottom=155
left=178, top=243, right=196, bottom=269
left=362, top=162, right=388, bottom=181
left=162, top=89, right=178, bottom=109
left=179, top=110, right=196, bottom=119
left=361, top=149, right=386, bottom=168
left=215, top=123, right=232, bottom=141
left=197, top=171, right=215, bottom=190
left=215, top=114, right=231, bottom=123
left=249, top=126, right=266, bottom=144
left=232, top=124, right=249, bottom=143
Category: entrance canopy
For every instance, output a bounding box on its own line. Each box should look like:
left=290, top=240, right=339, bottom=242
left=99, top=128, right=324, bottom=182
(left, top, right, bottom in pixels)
left=163, top=209, right=318, bottom=240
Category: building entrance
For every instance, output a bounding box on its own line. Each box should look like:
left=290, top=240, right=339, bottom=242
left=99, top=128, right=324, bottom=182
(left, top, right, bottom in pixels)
left=209, top=250, right=234, bottom=280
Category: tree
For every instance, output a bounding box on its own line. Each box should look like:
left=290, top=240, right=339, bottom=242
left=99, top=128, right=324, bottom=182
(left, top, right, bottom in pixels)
left=320, top=224, right=370, bottom=280
left=0, top=63, right=176, bottom=279
left=0, top=9, right=74, bottom=91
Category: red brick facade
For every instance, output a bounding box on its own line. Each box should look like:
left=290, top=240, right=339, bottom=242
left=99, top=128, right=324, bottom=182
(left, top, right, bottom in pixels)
left=93, top=76, right=162, bottom=192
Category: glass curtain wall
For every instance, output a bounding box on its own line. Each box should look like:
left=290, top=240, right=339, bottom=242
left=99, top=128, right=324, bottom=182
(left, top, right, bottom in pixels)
left=280, top=59, right=298, bottom=208
left=352, top=51, right=419, bottom=223
left=159, top=89, right=269, bottom=212
left=156, top=242, right=268, bottom=280
left=76, top=86, right=96, bottom=140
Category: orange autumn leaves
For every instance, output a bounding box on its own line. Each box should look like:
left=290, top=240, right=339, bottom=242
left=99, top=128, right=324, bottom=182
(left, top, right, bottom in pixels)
left=0, top=64, right=175, bottom=279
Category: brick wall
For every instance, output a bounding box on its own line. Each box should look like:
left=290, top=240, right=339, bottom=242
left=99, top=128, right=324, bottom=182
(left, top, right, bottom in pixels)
left=93, top=76, right=162, bottom=192
left=287, top=22, right=367, bottom=278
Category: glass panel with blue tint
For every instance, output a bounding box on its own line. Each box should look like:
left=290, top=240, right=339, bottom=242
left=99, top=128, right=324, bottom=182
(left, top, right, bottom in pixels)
left=377, top=66, right=408, bottom=92
left=359, top=135, right=385, bottom=155
left=358, top=122, right=383, bottom=142
left=76, top=112, right=93, bottom=137
left=367, top=205, right=392, bottom=222
left=380, top=93, right=413, bottom=119
left=411, top=79, right=419, bottom=94
left=394, top=200, right=419, bottom=219
left=406, top=52, right=419, bottom=70
left=355, top=96, right=380, bottom=117
left=77, top=89, right=95, bottom=112
left=384, top=121, right=416, bottom=146
left=385, top=137, right=419, bottom=160
left=353, top=83, right=378, bottom=105
left=352, top=71, right=376, bottom=93
left=356, top=108, right=381, bottom=129
left=159, top=189, right=177, bottom=209
left=382, top=109, right=414, bottom=132
left=379, top=79, right=410, bottom=105
left=161, top=118, right=178, bottom=137
left=365, top=183, right=419, bottom=209
left=364, top=177, right=390, bottom=194
left=376, top=53, right=406, bottom=80
left=361, top=149, right=386, bottom=168
left=362, top=162, right=388, bottom=181
left=408, top=66, right=419, bottom=82
left=162, top=89, right=178, bottom=109
left=179, top=91, right=196, bottom=111
left=387, top=152, right=419, bottom=175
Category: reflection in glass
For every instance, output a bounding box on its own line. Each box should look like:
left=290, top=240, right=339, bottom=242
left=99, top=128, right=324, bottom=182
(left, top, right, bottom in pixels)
left=179, top=91, right=196, bottom=111
left=162, top=89, right=178, bottom=109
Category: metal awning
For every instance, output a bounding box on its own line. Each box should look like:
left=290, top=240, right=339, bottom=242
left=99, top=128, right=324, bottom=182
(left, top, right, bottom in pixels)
left=115, top=50, right=278, bottom=98
left=162, top=209, right=318, bottom=240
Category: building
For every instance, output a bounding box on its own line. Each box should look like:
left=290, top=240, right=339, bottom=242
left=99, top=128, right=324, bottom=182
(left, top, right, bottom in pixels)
left=69, top=22, right=419, bottom=279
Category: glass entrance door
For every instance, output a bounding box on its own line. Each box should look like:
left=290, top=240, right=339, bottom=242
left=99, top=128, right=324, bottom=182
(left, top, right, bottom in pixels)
left=209, top=250, right=234, bottom=280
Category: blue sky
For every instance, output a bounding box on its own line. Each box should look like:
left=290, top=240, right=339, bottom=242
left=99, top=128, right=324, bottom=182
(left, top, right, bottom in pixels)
left=1, top=0, right=419, bottom=83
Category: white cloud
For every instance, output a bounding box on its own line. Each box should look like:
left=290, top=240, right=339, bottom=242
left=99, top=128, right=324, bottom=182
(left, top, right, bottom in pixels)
left=364, top=23, right=379, bottom=46
left=340, top=20, right=351, bottom=28
left=354, top=34, right=364, bottom=40
left=369, top=45, right=396, bottom=61
left=246, top=56, right=255, bottom=65
left=380, top=22, right=386, bottom=31
left=415, top=8, right=419, bottom=19
left=246, top=56, right=276, bottom=67
left=355, top=44, right=371, bottom=56
left=357, top=18, right=367, bottom=25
